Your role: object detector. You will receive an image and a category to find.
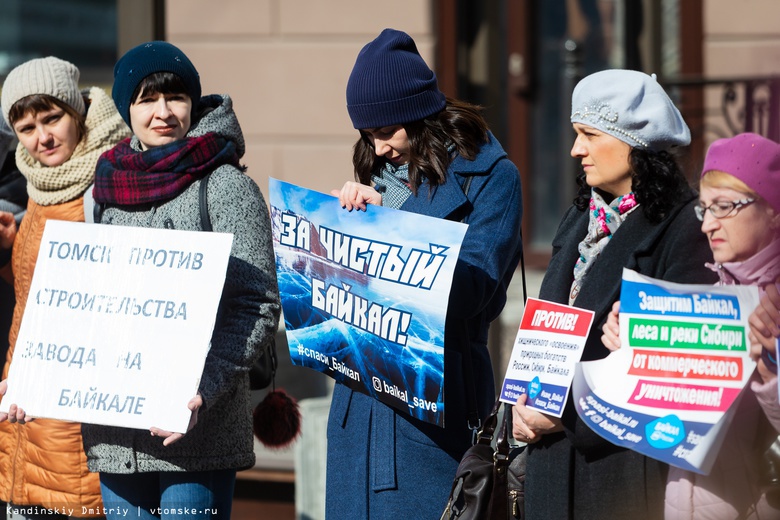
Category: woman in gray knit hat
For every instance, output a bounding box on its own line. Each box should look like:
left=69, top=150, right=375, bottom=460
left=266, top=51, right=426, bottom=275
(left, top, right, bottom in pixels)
left=511, top=69, right=716, bottom=520
left=0, top=56, right=130, bottom=520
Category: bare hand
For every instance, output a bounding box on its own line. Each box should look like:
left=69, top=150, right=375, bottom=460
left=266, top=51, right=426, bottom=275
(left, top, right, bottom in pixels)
left=0, top=380, right=6, bottom=422
left=0, top=380, right=33, bottom=424
left=0, top=212, right=17, bottom=250
left=749, top=330, right=778, bottom=384
left=601, top=300, right=622, bottom=352
left=749, top=284, right=780, bottom=346
left=748, top=284, right=780, bottom=383
left=150, top=394, right=202, bottom=446
left=330, top=181, right=382, bottom=211
left=512, top=394, right=563, bottom=444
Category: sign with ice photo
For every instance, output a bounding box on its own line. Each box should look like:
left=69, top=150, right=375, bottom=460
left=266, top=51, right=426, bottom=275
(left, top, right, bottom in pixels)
left=269, top=179, right=467, bottom=427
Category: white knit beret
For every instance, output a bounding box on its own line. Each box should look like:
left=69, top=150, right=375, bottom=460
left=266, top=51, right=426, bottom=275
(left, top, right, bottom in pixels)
left=570, top=69, right=690, bottom=152
left=1, top=56, right=85, bottom=123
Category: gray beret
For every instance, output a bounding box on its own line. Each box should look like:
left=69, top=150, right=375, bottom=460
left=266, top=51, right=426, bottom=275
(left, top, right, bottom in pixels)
left=570, top=69, right=690, bottom=152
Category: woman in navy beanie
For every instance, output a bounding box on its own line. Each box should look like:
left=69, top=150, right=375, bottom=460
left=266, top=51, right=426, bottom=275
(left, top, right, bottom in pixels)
left=77, top=41, right=281, bottom=520
left=328, top=28, right=523, bottom=519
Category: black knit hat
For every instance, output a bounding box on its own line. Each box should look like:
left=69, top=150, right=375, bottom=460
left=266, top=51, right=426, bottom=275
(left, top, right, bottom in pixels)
left=346, top=28, right=446, bottom=129
left=112, top=41, right=201, bottom=127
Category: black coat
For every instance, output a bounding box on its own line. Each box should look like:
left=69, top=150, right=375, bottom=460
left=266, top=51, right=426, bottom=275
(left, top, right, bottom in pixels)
left=526, top=192, right=717, bottom=520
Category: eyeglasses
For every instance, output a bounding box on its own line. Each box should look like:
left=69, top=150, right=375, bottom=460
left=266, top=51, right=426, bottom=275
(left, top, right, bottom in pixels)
left=694, top=198, right=756, bottom=221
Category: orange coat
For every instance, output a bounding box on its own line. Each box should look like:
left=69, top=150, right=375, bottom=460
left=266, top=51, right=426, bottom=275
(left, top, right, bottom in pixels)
left=0, top=196, right=103, bottom=516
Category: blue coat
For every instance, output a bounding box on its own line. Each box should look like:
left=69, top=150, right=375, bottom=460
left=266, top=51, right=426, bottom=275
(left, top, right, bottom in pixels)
left=326, top=133, right=523, bottom=519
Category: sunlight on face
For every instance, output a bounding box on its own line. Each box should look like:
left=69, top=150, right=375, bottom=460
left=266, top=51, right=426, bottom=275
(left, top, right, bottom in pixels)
left=570, top=123, right=633, bottom=197
left=13, top=108, right=80, bottom=167
left=129, top=91, right=192, bottom=150
left=363, top=126, right=410, bottom=166
left=699, top=184, right=778, bottom=263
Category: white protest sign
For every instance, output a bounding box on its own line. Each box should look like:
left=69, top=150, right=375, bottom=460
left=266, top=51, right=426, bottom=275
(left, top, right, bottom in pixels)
left=0, top=220, right=233, bottom=433
left=499, top=298, right=594, bottom=417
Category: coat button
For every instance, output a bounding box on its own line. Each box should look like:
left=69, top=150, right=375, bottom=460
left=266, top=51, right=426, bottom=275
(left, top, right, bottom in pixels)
left=126, top=461, right=132, bottom=469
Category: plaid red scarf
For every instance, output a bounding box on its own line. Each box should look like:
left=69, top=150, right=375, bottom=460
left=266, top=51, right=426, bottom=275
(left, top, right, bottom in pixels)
left=93, top=133, right=240, bottom=206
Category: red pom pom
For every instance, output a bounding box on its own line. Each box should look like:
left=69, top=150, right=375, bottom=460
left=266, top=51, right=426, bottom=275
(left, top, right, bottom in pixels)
left=253, top=389, right=301, bottom=449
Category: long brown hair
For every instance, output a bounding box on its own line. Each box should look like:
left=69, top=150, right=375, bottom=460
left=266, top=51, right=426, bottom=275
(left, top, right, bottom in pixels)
left=352, top=97, right=489, bottom=195
left=8, top=94, right=87, bottom=144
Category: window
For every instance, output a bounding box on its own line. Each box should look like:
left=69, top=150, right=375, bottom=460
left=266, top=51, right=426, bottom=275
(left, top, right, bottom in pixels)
left=0, top=0, right=117, bottom=84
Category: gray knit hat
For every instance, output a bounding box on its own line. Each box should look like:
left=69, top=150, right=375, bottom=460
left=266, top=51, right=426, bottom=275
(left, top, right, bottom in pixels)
left=570, top=69, right=690, bottom=152
left=1, top=57, right=85, bottom=123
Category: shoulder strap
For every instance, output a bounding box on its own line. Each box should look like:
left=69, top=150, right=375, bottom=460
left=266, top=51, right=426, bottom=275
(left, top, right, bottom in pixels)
left=461, top=175, right=473, bottom=198
left=93, top=202, right=104, bottom=224
left=199, top=173, right=212, bottom=232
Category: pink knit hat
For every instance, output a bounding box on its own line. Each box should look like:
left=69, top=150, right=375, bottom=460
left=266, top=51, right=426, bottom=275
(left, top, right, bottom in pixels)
left=702, top=132, right=780, bottom=213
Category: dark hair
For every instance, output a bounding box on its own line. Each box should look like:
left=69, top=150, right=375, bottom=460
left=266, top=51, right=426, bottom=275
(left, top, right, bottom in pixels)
left=573, top=147, right=691, bottom=223
left=131, top=71, right=189, bottom=104
left=352, top=97, right=489, bottom=194
left=8, top=94, right=87, bottom=144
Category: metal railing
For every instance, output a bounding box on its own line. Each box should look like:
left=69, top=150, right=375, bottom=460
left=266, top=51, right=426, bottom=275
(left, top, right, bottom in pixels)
left=664, top=75, right=780, bottom=143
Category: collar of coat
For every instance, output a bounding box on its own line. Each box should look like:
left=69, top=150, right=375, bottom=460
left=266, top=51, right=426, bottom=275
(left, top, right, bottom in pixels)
left=399, top=131, right=506, bottom=219
left=543, top=191, right=698, bottom=314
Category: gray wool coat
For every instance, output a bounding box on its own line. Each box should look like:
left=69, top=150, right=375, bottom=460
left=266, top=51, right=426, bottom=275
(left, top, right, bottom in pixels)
left=81, top=94, right=281, bottom=473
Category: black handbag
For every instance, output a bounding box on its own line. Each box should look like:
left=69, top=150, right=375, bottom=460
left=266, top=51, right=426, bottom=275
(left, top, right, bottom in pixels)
left=441, top=223, right=528, bottom=519
left=440, top=399, right=527, bottom=520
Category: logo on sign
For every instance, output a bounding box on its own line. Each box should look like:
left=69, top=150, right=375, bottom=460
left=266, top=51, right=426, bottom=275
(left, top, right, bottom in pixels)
left=528, top=376, right=541, bottom=399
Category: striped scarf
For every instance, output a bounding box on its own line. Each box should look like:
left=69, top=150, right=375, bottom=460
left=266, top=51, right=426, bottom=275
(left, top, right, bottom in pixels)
left=93, top=132, right=239, bottom=206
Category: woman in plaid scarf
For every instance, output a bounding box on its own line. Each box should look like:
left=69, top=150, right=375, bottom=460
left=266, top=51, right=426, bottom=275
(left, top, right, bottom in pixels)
left=79, top=41, right=280, bottom=520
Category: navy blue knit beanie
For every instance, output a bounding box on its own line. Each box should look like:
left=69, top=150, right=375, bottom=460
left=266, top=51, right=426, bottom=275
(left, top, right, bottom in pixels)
left=112, top=41, right=201, bottom=127
left=346, top=28, right=446, bottom=129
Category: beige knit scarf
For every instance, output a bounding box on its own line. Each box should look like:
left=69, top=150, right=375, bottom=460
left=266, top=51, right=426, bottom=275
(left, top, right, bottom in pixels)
left=15, top=86, right=131, bottom=206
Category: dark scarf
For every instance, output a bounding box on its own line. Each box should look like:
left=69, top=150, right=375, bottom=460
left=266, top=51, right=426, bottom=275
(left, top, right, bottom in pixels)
left=93, top=133, right=240, bottom=206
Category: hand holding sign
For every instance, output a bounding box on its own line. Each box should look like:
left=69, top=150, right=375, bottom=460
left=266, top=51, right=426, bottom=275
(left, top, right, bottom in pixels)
left=0, top=379, right=33, bottom=424
left=149, top=393, right=202, bottom=446
left=747, top=283, right=780, bottom=382
left=330, top=181, right=383, bottom=211
left=601, top=301, right=622, bottom=352
left=0, top=211, right=17, bottom=249
left=512, top=393, right=563, bottom=444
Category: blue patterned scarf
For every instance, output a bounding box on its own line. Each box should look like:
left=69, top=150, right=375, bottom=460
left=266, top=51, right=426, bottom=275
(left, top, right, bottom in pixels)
left=372, top=162, right=412, bottom=210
